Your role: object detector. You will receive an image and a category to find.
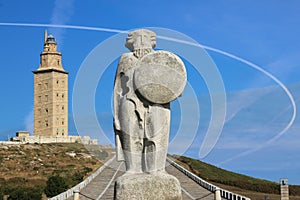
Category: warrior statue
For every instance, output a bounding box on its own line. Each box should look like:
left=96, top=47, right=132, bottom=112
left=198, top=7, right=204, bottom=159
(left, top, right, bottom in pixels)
left=113, top=29, right=186, bottom=175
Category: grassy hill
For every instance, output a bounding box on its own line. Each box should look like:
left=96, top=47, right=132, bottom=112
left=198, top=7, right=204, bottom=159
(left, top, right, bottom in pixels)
left=1, top=143, right=300, bottom=200
left=173, top=155, right=300, bottom=200
left=0, top=143, right=112, bottom=199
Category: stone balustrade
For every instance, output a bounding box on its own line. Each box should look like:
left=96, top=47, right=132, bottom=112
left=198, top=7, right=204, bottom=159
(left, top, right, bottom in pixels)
left=166, top=157, right=251, bottom=200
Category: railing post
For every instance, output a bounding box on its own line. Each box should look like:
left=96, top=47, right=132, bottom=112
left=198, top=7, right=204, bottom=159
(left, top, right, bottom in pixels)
left=73, top=190, right=80, bottom=200
left=215, top=188, right=221, bottom=200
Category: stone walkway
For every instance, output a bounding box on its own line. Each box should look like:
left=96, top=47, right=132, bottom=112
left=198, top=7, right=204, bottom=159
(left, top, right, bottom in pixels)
left=166, top=162, right=214, bottom=200
left=67, top=157, right=215, bottom=200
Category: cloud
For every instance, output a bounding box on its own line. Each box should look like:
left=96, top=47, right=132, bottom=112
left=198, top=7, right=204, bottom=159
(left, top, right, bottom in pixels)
left=171, top=85, right=277, bottom=157
left=225, top=87, right=274, bottom=123
left=215, top=83, right=299, bottom=165
left=24, top=109, right=34, bottom=135
left=175, top=81, right=299, bottom=169
left=265, top=53, right=300, bottom=83
left=49, top=0, right=74, bottom=48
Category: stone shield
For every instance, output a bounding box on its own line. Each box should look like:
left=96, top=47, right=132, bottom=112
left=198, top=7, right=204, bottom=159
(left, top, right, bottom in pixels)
left=134, top=50, right=186, bottom=104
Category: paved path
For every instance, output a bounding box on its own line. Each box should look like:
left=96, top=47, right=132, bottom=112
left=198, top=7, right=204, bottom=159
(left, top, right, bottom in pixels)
left=166, top=162, right=214, bottom=200
left=69, top=157, right=215, bottom=200
left=67, top=158, right=125, bottom=200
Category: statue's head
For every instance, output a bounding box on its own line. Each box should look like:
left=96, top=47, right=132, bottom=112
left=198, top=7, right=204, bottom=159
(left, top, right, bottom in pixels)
left=125, top=29, right=156, bottom=52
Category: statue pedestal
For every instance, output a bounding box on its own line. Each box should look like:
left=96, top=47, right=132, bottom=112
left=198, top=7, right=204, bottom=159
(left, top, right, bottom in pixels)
left=114, top=173, right=182, bottom=200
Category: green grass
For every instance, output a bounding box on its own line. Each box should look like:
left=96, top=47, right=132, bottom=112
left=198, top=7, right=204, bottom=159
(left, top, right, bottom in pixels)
left=174, top=155, right=300, bottom=196
left=0, top=143, right=112, bottom=199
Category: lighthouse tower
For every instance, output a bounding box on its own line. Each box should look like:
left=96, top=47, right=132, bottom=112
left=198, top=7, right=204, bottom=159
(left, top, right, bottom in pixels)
left=33, top=31, right=69, bottom=137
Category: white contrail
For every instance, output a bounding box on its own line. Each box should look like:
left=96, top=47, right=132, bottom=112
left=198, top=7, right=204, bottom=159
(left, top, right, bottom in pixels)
left=0, top=22, right=127, bottom=34
left=202, top=45, right=297, bottom=164
left=0, top=22, right=296, bottom=162
left=157, top=35, right=297, bottom=162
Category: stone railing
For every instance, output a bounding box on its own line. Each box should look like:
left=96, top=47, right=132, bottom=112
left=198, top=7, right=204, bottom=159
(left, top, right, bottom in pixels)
left=167, top=157, right=251, bottom=200
left=0, top=141, right=22, bottom=145
left=48, top=155, right=116, bottom=200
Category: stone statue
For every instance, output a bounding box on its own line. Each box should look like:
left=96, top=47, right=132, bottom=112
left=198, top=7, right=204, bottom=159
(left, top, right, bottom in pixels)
left=113, top=29, right=186, bottom=199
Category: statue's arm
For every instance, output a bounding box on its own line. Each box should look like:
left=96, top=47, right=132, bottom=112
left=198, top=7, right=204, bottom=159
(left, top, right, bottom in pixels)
left=113, top=57, right=123, bottom=131
left=114, top=55, right=128, bottom=161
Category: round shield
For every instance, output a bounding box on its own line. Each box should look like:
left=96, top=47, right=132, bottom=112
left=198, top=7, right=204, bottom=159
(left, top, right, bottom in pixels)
left=134, top=50, right=186, bottom=104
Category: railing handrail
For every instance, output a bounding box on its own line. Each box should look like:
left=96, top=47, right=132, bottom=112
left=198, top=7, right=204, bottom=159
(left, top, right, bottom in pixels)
left=167, top=157, right=251, bottom=200
left=48, top=155, right=116, bottom=200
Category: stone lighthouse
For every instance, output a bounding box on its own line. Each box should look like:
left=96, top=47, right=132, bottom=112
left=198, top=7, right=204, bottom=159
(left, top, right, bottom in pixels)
left=33, top=31, right=69, bottom=137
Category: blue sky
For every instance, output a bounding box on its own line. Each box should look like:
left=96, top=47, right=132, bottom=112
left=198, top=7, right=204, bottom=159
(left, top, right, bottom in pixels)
left=0, top=1, right=300, bottom=185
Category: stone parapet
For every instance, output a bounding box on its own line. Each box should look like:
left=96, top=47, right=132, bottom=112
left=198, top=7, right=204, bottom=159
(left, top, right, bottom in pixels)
left=10, top=135, right=97, bottom=144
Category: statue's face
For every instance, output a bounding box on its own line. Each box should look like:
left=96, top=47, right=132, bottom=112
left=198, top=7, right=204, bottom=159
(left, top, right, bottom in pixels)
left=125, top=29, right=156, bottom=52
left=131, top=33, right=152, bottom=50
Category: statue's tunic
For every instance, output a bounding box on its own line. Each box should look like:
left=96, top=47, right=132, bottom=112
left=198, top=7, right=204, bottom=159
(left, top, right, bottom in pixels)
left=114, top=52, right=170, bottom=172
